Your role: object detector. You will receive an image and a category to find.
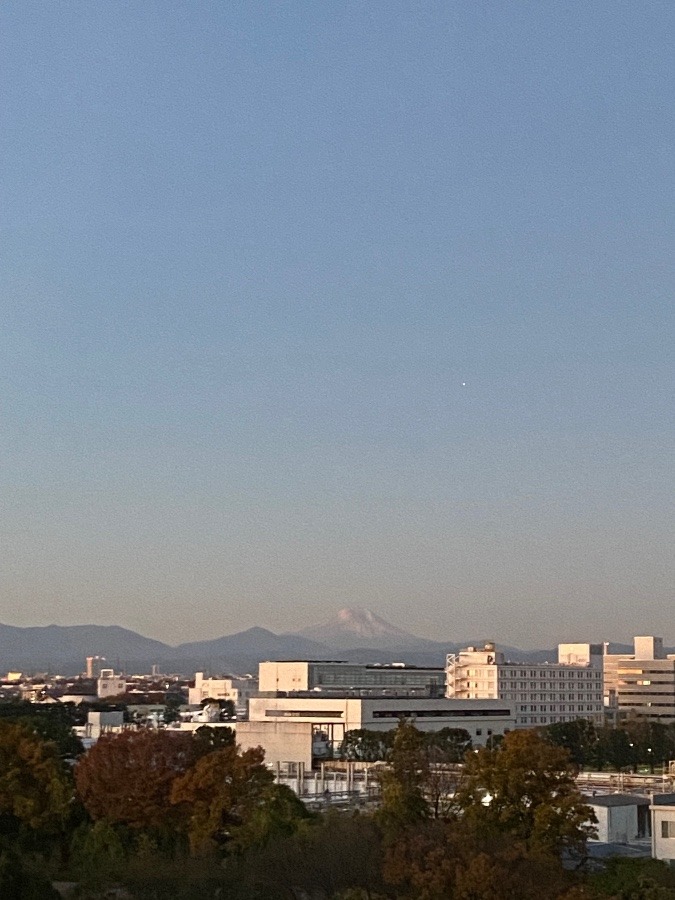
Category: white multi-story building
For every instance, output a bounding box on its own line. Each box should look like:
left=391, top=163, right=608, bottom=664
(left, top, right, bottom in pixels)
left=188, top=672, right=257, bottom=718
left=605, top=636, right=675, bottom=723
left=446, top=642, right=604, bottom=729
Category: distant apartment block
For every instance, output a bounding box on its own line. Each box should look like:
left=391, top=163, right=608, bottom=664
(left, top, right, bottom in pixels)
left=445, top=642, right=604, bottom=728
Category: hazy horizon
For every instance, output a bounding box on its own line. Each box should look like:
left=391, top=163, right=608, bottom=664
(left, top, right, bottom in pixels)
left=1, top=3, right=673, bottom=648
left=0, top=605, right=661, bottom=654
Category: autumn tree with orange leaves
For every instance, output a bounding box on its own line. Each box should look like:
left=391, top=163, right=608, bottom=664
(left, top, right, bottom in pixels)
left=74, top=729, right=197, bottom=829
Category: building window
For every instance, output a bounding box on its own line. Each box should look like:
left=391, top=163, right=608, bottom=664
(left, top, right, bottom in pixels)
left=662, top=820, right=675, bottom=838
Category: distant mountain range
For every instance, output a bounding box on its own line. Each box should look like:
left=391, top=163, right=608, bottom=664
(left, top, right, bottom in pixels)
left=0, top=608, right=637, bottom=675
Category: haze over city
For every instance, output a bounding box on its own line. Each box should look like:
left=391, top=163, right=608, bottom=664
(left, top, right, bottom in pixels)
left=1, top=3, right=672, bottom=649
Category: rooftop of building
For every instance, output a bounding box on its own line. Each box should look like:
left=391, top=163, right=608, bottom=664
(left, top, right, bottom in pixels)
left=584, top=793, right=650, bottom=807
left=263, top=660, right=443, bottom=670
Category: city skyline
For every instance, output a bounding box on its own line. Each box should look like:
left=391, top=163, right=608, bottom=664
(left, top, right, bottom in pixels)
left=1, top=3, right=673, bottom=647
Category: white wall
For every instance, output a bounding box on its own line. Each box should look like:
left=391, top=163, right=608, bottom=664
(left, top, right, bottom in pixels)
left=652, top=806, right=675, bottom=862
left=589, top=804, right=638, bottom=843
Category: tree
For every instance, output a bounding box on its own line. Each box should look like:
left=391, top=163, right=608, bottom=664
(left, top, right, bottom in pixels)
left=376, top=721, right=430, bottom=832
left=341, top=729, right=393, bottom=762
left=624, top=720, right=673, bottom=773
left=230, top=783, right=312, bottom=853
left=0, top=721, right=72, bottom=833
left=424, top=728, right=472, bottom=763
left=454, top=729, right=597, bottom=858
left=170, top=743, right=275, bottom=855
left=75, top=729, right=196, bottom=829
left=192, top=724, right=236, bottom=756
left=0, top=702, right=83, bottom=758
left=544, top=720, right=597, bottom=769
left=593, top=726, right=634, bottom=771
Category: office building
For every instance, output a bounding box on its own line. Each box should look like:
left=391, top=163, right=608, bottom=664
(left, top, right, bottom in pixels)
left=446, top=642, right=604, bottom=728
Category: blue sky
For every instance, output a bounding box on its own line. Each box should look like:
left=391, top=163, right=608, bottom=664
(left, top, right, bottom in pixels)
left=0, top=2, right=673, bottom=647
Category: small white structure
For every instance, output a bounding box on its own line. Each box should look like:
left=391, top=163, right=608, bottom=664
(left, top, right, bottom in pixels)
left=651, top=794, right=675, bottom=862
left=97, top=669, right=126, bottom=699
left=585, top=794, right=648, bottom=843
left=188, top=672, right=257, bottom=718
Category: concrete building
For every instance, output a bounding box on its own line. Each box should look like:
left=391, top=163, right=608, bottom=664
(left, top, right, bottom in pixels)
left=586, top=794, right=650, bottom=843
left=188, top=672, right=257, bottom=718
left=446, top=642, right=604, bottom=728
left=604, top=637, right=675, bottom=723
left=96, top=669, right=126, bottom=699
left=651, top=794, right=675, bottom=863
left=258, top=660, right=445, bottom=697
left=248, top=695, right=514, bottom=758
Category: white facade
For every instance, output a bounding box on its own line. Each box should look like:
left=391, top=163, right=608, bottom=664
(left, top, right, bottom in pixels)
left=651, top=795, right=675, bottom=862
left=586, top=795, right=643, bottom=843
left=248, top=695, right=514, bottom=755
left=446, top=643, right=604, bottom=728
left=96, top=669, right=126, bottom=699
left=258, top=660, right=445, bottom=697
left=606, top=637, right=675, bottom=724
left=188, top=672, right=257, bottom=718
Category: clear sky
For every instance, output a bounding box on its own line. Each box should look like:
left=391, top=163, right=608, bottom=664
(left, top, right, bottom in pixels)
left=0, top=2, right=673, bottom=648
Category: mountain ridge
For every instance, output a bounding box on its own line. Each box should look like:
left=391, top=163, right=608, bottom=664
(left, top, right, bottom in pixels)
left=0, top=613, right=639, bottom=675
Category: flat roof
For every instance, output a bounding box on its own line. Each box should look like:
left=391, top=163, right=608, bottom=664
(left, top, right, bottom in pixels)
left=263, top=660, right=443, bottom=670
left=585, top=794, right=650, bottom=807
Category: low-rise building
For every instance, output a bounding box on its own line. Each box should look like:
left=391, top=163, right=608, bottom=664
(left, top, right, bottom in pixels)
left=586, top=794, right=650, bottom=843
left=248, top=694, right=514, bottom=757
left=651, top=794, right=675, bottom=862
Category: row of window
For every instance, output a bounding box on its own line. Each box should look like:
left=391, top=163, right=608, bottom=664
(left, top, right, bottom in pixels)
left=372, top=708, right=512, bottom=719
left=502, top=693, right=601, bottom=701
left=517, top=714, right=598, bottom=725
left=462, top=668, right=600, bottom=681
left=518, top=703, right=600, bottom=713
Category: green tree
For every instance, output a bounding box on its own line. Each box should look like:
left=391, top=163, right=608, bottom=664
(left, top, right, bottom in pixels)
left=0, top=722, right=72, bottom=834
left=170, top=743, right=275, bottom=855
left=69, top=820, right=127, bottom=882
left=454, top=729, right=597, bottom=858
left=544, top=719, right=597, bottom=769
left=376, top=721, right=430, bottom=832
left=424, top=727, right=472, bottom=763
left=594, top=726, right=634, bottom=771
left=193, top=724, right=236, bottom=756
left=0, top=848, right=61, bottom=900
left=341, top=729, right=393, bottom=762
left=231, top=783, right=312, bottom=852
left=625, top=720, right=673, bottom=773
left=0, top=702, right=83, bottom=758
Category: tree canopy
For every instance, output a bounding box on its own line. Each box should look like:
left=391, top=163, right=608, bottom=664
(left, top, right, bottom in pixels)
left=74, top=729, right=196, bottom=828
left=454, top=729, right=597, bottom=857
left=0, top=721, right=73, bottom=834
